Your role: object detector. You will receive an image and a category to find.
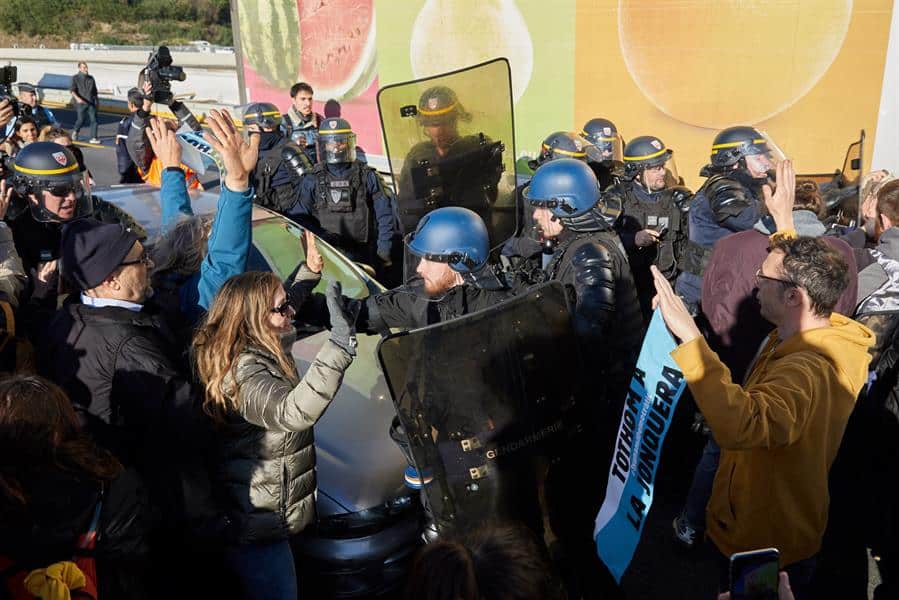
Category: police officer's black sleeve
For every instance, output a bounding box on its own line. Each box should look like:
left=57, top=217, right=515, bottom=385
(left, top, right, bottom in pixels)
left=295, top=286, right=421, bottom=337
left=365, top=169, right=397, bottom=254
left=706, top=178, right=760, bottom=232
left=125, top=109, right=154, bottom=174
left=570, top=241, right=618, bottom=342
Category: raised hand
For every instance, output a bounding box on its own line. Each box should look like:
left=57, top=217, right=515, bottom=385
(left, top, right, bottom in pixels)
left=762, top=159, right=796, bottom=232
left=651, top=265, right=701, bottom=344
left=145, top=117, right=182, bottom=169
left=302, top=229, right=324, bottom=274
left=203, top=109, right=259, bottom=193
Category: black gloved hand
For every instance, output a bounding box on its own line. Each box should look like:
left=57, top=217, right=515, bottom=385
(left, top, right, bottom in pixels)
left=326, top=280, right=360, bottom=355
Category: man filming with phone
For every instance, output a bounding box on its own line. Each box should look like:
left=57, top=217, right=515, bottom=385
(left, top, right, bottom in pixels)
left=651, top=160, right=874, bottom=599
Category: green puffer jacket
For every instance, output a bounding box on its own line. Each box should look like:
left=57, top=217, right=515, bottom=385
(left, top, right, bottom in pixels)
left=213, top=336, right=353, bottom=544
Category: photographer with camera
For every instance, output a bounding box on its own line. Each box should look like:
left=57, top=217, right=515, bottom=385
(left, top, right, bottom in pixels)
left=69, top=62, right=99, bottom=144
left=126, top=48, right=202, bottom=189
left=17, top=83, right=58, bottom=130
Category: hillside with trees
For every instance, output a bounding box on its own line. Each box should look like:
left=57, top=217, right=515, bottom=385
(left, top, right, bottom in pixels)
left=0, top=0, right=232, bottom=48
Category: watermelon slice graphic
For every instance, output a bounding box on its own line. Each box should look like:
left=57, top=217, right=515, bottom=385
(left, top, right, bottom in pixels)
left=237, top=0, right=377, bottom=102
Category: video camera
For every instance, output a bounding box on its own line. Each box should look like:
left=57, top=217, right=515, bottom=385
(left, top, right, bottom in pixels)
left=0, top=65, right=20, bottom=118
left=142, top=46, right=201, bottom=133
left=143, top=46, right=186, bottom=106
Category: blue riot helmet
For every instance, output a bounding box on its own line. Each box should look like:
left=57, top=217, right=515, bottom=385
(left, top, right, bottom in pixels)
left=581, top=118, right=623, bottom=163
left=524, top=158, right=621, bottom=231
left=706, top=126, right=785, bottom=179
left=528, top=131, right=592, bottom=170
left=405, top=206, right=489, bottom=273
left=242, top=102, right=283, bottom=131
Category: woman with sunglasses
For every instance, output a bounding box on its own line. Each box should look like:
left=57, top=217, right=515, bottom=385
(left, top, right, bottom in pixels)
left=193, top=247, right=358, bottom=600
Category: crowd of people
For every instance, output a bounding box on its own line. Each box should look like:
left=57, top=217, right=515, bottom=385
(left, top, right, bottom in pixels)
left=0, top=64, right=895, bottom=600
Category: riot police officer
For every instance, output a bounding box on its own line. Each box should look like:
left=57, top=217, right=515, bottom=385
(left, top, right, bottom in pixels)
left=395, top=86, right=503, bottom=235
left=502, top=131, right=595, bottom=267
left=610, top=135, right=691, bottom=319
left=581, top=117, right=624, bottom=190
left=524, top=158, right=643, bottom=383
left=6, top=141, right=144, bottom=285
left=288, top=117, right=397, bottom=274
left=243, top=102, right=311, bottom=214
left=525, top=159, right=641, bottom=599
left=675, top=125, right=781, bottom=310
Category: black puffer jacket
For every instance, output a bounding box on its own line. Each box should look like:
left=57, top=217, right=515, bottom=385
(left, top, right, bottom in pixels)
left=39, top=303, right=216, bottom=536
left=213, top=338, right=353, bottom=543
left=0, top=468, right=154, bottom=598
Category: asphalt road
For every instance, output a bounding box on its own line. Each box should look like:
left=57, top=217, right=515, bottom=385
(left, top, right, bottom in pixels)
left=49, top=105, right=883, bottom=600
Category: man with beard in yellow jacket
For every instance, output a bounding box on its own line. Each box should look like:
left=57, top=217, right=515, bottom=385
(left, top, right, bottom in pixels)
left=650, top=160, right=874, bottom=600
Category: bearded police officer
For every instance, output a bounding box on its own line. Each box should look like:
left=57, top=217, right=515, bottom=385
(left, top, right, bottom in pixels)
left=288, top=117, right=397, bottom=272
left=580, top=117, right=624, bottom=190
left=609, top=135, right=691, bottom=319
left=675, top=126, right=782, bottom=310
left=243, top=102, right=311, bottom=214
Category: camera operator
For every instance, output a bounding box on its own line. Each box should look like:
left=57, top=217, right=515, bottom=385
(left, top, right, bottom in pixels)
left=17, top=83, right=58, bottom=130
left=69, top=61, right=99, bottom=144
left=116, top=88, right=145, bottom=184
left=126, top=82, right=201, bottom=189
left=126, top=48, right=202, bottom=189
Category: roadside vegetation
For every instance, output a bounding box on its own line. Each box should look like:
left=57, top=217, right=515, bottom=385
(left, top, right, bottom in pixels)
left=0, top=0, right=233, bottom=48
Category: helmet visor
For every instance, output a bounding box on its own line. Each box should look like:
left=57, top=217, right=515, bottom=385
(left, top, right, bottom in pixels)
left=583, top=132, right=623, bottom=163
left=31, top=171, right=93, bottom=223
left=632, top=153, right=680, bottom=192
left=317, top=132, right=357, bottom=164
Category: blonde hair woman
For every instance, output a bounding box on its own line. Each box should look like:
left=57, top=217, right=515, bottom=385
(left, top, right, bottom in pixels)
left=193, top=240, right=357, bottom=600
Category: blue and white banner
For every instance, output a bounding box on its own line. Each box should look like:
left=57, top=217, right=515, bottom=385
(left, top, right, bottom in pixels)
left=176, top=129, right=222, bottom=175
left=594, top=308, right=688, bottom=582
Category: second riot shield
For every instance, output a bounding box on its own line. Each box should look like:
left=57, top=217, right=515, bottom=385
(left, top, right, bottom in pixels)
left=377, top=59, right=518, bottom=247
left=377, top=282, right=584, bottom=539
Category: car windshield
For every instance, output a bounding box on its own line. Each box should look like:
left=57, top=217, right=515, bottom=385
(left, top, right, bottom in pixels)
left=251, top=217, right=383, bottom=299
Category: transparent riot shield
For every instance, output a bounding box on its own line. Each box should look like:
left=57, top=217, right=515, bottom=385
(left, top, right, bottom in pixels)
left=377, top=59, right=518, bottom=247
left=377, top=282, right=584, bottom=538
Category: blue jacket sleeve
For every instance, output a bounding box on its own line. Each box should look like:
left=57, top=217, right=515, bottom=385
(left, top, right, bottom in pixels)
left=160, top=167, right=193, bottom=232
left=196, top=184, right=254, bottom=311
left=721, top=204, right=761, bottom=232
left=367, top=170, right=396, bottom=252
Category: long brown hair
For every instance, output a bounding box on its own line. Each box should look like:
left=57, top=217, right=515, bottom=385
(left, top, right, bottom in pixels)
left=0, top=375, right=122, bottom=508
left=193, top=271, right=297, bottom=422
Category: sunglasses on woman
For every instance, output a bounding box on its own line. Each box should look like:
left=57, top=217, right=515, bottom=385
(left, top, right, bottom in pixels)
left=271, top=298, right=293, bottom=315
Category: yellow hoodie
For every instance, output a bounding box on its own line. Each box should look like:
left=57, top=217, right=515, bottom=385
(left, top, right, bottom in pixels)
left=671, top=313, right=874, bottom=566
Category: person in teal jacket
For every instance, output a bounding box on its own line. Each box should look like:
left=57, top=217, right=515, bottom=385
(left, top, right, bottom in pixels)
left=148, top=110, right=260, bottom=331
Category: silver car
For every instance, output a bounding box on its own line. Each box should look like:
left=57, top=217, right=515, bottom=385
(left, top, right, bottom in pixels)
left=95, top=184, right=421, bottom=598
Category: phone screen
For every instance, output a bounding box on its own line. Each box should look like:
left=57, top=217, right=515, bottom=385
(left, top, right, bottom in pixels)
left=730, top=548, right=779, bottom=600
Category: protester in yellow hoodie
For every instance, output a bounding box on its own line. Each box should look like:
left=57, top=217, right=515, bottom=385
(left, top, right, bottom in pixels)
left=651, top=160, right=874, bottom=597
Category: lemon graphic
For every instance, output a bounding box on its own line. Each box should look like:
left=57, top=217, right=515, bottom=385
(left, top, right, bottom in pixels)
left=618, top=0, right=852, bottom=128
left=410, top=0, right=534, bottom=103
